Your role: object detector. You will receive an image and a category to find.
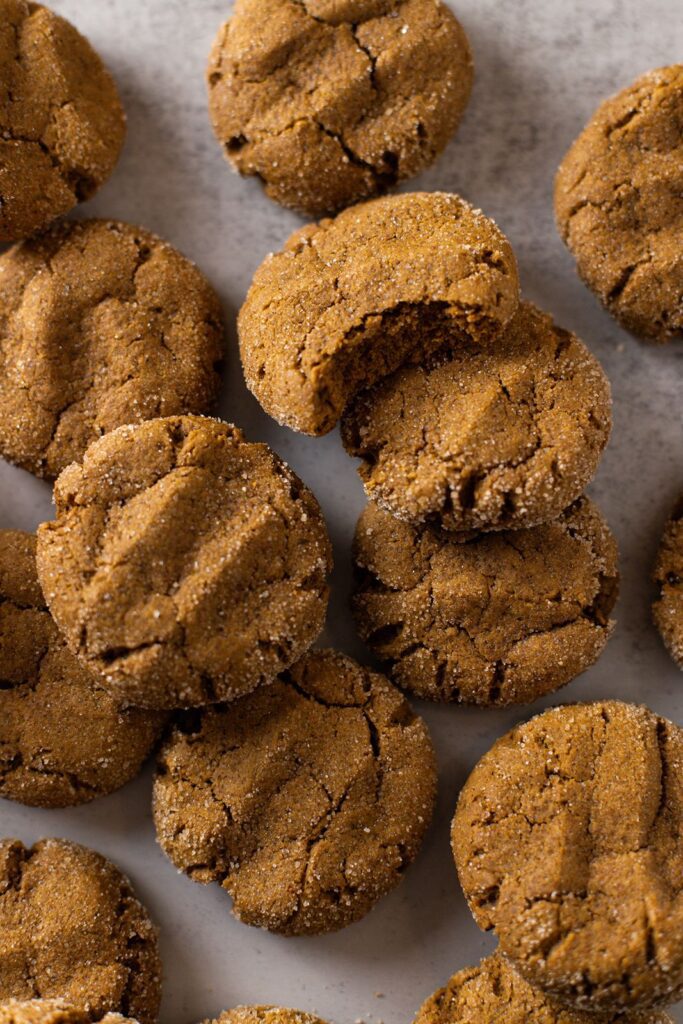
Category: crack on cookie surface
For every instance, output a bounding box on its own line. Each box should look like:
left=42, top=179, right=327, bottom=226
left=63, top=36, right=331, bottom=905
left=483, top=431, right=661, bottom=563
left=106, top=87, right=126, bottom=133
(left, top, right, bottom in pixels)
left=0, top=840, right=161, bottom=1024
left=0, top=1, right=125, bottom=240
left=352, top=497, right=618, bottom=705
left=207, top=0, right=472, bottom=216
left=153, top=649, right=436, bottom=934
left=451, top=701, right=683, bottom=1012
left=555, top=64, right=683, bottom=342
left=341, top=301, right=611, bottom=533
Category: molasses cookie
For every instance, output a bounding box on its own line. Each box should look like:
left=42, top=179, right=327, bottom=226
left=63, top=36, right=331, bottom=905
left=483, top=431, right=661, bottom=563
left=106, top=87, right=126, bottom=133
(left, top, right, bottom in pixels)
left=239, top=192, right=519, bottom=435
left=0, top=529, right=166, bottom=808
left=352, top=496, right=618, bottom=705
left=36, top=416, right=332, bottom=710
left=555, top=65, right=683, bottom=343
left=341, top=301, right=611, bottom=533
left=0, top=1003, right=139, bottom=1024
left=652, top=494, right=683, bottom=668
left=201, top=1010, right=327, bottom=1024
left=413, top=952, right=674, bottom=1024
left=0, top=839, right=161, bottom=1024
left=452, top=701, right=683, bottom=1013
left=153, top=649, right=436, bottom=935
left=0, top=219, right=224, bottom=479
left=207, top=0, right=473, bottom=217
left=0, top=1, right=125, bottom=242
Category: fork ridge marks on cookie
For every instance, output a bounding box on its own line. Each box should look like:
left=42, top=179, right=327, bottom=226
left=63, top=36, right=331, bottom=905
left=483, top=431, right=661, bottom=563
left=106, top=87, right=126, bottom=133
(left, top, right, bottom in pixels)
left=36, top=416, right=333, bottom=710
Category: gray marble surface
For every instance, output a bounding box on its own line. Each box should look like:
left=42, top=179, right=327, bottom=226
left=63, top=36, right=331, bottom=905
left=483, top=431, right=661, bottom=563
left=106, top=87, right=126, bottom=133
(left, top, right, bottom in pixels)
left=1, top=1, right=682, bottom=1022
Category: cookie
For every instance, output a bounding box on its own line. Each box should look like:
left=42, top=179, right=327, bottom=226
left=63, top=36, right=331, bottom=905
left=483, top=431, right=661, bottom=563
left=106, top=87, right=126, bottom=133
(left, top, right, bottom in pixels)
left=36, top=416, right=332, bottom=710
left=0, top=219, right=224, bottom=480
left=238, top=191, right=519, bottom=435
left=0, top=839, right=161, bottom=1024
left=413, top=952, right=674, bottom=1024
left=0, top=1002, right=139, bottom=1024
left=555, top=65, right=683, bottom=343
left=451, top=701, right=683, bottom=1013
left=207, top=0, right=473, bottom=217
left=0, top=2, right=125, bottom=242
left=0, top=529, right=166, bottom=808
left=153, top=648, right=436, bottom=935
left=352, top=496, right=618, bottom=705
left=652, top=494, right=683, bottom=669
left=341, top=301, right=611, bottom=533
left=201, top=1009, right=327, bottom=1024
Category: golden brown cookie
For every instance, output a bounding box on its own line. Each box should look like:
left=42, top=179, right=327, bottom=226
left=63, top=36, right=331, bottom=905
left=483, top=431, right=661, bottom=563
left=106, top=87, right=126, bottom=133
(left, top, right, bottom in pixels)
left=653, top=494, right=683, bottom=669
left=352, top=497, right=618, bottom=705
left=0, top=529, right=166, bottom=808
left=207, top=0, right=473, bottom=217
left=0, top=1001, right=139, bottom=1024
left=0, top=219, right=224, bottom=480
left=153, top=649, right=436, bottom=935
left=0, top=2, right=125, bottom=242
left=341, top=301, right=611, bottom=533
left=201, top=1009, right=327, bottom=1024
left=555, top=65, right=683, bottom=343
left=413, top=952, right=674, bottom=1024
left=0, top=839, right=161, bottom=1024
left=238, top=191, right=519, bottom=435
left=36, top=416, right=332, bottom=710
left=451, top=701, right=683, bottom=1013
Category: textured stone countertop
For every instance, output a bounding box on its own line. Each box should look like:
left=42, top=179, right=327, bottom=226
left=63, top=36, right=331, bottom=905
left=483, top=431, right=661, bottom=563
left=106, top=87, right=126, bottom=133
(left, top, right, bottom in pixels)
left=1, top=1, right=682, bottom=1022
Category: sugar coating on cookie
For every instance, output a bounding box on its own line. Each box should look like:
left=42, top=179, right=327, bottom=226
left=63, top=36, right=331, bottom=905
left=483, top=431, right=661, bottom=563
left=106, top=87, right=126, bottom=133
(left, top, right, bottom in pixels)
left=239, top=191, right=519, bottom=435
left=207, top=0, right=473, bottom=217
left=452, top=701, right=683, bottom=1013
left=413, top=952, right=674, bottom=1024
left=153, top=649, right=436, bottom=935
left=0, top=1, right=126, bottom=241
left=201, top=1009, right=328, bottom=1024
left=0, top=839, right=161, bottom=1024
left=0, top=219, right=224, bottom=480
left=36, top=416, right=332, bottom=710
left=0, top=1001, right=140, bottom=1024
left=352, top=497, right=618, bottom=705
left=0, top=529, right=166, bottom=808
left=555, top=64, right=683, bottom=343
left=652, top=494, right=683, bottom=669
left=341, top=301, right=611, bottom=533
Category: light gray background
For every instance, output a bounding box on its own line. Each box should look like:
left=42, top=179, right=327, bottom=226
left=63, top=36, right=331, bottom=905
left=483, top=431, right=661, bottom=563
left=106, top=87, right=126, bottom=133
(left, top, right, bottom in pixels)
left=1, top=1, right=682, bottom=1022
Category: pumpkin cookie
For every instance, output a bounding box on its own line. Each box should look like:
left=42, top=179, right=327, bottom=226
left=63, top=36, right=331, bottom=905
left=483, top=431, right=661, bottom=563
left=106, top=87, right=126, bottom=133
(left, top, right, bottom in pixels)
left=0, top=219, right=224, bottom=480
left=239, top=192, right=518, bottom=435
left=201, top=1009, right=327, bottom=1024
left=207, top=0, right=473, bottom=217
left=0, top=1002, right=139, bottom=1024
left=0, top=529, right=166, bottom=808
left=0, top=1, right=125, bottom=242
left=652, top=494, right=683, bottom=668
left=452, top=701, right=683, bottom=1013
left=0, top=839, right=161, bottom=1024
left=413, top=952, right=674, bottom=1024
left=36, top=416, right=332, bottom=710
left=555, top=65, right=683, bottom=343
left=352, top=497, right=618, bottom=705
left=153, top=649, right=436, bottom=935
left=341, top=302, right=611, bottom=533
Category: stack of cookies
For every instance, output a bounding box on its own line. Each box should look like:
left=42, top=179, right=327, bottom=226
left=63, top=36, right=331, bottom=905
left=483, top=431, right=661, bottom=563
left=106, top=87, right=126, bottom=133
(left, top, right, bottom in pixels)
left=238, top=189, right=618, bottom=709
left=0, top=2, right=681, bottom=1024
